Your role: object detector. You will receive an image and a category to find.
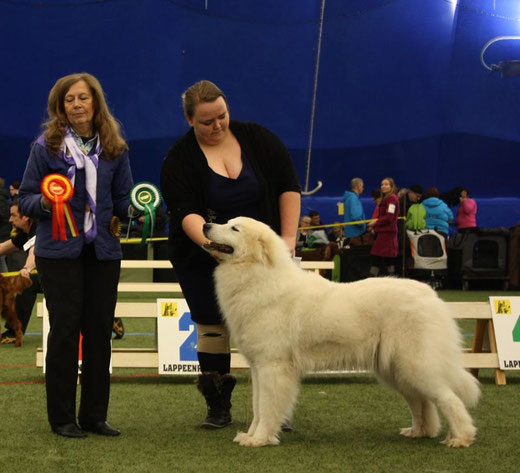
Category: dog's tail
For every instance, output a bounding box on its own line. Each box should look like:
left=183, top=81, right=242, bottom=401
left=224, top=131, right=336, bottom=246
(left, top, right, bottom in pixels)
left=454, top=369, right=481, bottom=408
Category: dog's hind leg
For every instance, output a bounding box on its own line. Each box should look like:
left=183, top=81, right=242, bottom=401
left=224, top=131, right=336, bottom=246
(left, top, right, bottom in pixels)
left=433, top=389, right=476, bottom=448
left=238, top=364, right=299, bottom=447
left=234, top=365, right=260, bottom=443
left=400, top=395, right=440, bottom=439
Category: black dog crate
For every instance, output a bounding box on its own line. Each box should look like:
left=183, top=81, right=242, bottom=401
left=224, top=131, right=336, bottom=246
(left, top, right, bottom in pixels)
left=340, top=245, right=371, bottom=282
left=454, top=229, right=510, bottom=290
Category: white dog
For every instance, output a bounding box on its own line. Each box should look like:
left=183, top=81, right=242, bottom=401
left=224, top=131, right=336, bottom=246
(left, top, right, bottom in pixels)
left=202, top=217, right=480, bottom=448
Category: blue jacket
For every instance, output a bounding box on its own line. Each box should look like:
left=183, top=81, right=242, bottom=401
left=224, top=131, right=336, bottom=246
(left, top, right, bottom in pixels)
left=18, top=135, right=134, bottom=260
left=342, top=191, right=366, bottom=237
left=422, top=197, right=453, bottom=235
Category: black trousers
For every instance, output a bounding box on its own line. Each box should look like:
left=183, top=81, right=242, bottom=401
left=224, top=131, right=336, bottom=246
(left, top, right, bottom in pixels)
left=36, top=244, right=120, bottom=426
left=173, top=254, right=230, bottom=374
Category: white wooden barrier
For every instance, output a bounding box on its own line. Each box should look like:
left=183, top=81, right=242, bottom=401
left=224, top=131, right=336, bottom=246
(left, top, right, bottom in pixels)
left=36, top=260, right=334, bottom=371
left=36, top=260, right=505, bottom=384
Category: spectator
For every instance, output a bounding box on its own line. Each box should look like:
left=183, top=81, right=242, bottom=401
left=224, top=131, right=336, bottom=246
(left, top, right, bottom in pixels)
left=367, top=177, right=400, bottom=277
left=399, top=184, right=423, bottom=217
left=342, top=177, right=366, bottom=238
left=296, top=215, right=312, bottom=248
left=422, top=187, right=453, bottom=239
left=405, top=202, right=427, bottom=231
left=297, top=214, right=328, bottom=248
left=328, top=224, right=346, bottom=248
left=370, top=188, right=382, bottom=219
left=456, top=188, right=477, bottom=233
left=0, top=177, right=11, bottom=272
left=9, top=180, right=21, bottom=199
left=0, top=200, right=40, bottom=344
left=308, top=210, right=323, bottom=227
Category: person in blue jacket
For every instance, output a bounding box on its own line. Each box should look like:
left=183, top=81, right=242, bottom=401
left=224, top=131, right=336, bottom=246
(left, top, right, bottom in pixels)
left=342, top=177, right=366, bottom=238
left=18, top=73, right=134, bottom=439
left=421, top=187, right=453, bottom=238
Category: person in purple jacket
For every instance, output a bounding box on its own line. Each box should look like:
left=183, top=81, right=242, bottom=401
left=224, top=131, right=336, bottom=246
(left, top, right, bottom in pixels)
left=18, top=73, right=134, bottom=439
left=456, top=188, right=478, bottom=233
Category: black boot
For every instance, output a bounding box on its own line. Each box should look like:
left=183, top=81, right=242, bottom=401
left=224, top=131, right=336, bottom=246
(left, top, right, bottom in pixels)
left=196, top=372, right=236, bottom=429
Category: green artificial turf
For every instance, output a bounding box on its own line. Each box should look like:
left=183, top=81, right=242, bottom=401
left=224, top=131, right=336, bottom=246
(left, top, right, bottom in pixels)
left=1, top=287, right=519, bottom=472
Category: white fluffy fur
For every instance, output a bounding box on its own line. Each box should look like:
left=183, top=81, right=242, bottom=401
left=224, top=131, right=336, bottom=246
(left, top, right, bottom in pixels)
left=203, top=217, right=481, bottom=448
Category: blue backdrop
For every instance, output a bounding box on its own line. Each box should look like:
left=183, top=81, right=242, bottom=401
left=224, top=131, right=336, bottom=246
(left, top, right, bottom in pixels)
left=1, top=0, right=519, bottom=225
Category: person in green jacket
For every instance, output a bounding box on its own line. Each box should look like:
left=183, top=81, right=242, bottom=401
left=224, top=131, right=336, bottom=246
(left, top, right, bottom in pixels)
left=406, top=203, right=426, bottom=230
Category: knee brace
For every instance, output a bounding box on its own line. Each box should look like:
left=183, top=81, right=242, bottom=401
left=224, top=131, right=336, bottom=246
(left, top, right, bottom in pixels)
left=196, top=324, right=230, bottom=354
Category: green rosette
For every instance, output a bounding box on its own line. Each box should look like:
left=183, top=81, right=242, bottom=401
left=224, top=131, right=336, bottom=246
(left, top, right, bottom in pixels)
left=129, top=182, right=162, bottom=246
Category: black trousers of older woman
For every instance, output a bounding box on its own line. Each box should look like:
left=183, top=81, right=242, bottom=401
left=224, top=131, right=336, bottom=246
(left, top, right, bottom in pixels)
left=36, top=244, right=120, bottom=427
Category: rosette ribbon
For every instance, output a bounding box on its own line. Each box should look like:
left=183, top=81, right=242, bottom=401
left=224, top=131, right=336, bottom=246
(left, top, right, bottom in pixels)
left=129, top=182, right=162, bottom=246
left=41, top=174, right=79, bottom=241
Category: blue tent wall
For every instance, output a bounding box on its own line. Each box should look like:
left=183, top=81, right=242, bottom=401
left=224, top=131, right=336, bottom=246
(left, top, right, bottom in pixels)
left=1, top=0, right=519, bottom=225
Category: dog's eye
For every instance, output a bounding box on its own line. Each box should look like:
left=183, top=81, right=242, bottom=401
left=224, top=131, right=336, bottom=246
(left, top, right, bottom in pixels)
left=231, top=226, right=240, bottom=232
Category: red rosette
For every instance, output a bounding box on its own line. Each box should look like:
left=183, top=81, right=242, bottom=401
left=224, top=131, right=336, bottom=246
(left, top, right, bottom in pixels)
left=41, top=174, right=74, bottom=202
left=41, top=174, right=78, bottom=241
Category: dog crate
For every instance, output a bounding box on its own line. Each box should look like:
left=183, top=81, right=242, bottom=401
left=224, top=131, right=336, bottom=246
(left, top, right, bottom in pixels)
left=339, top=245, right=371, bottom=282
left=448, top=229, right=510, bottom=290
left=407, top=230, right=447, bottom=284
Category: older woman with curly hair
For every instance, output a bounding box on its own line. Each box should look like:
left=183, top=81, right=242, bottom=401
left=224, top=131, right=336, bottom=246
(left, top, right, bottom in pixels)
left=18, top=73, right=134, bottom=438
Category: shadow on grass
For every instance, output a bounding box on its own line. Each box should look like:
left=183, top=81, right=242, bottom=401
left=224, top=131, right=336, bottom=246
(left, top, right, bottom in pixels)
left=303, top=374, right=378, bottom=385
left=111, top=374, right=197, bottom=385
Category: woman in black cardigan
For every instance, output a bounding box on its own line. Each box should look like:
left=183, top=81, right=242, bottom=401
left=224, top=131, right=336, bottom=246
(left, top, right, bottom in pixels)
left=160, top=80, right=301, bottom=429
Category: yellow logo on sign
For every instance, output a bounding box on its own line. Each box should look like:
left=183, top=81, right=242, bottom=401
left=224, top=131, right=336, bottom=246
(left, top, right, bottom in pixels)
left=161, top=302, right=178, bottom=317
left=494, top=299, right=512, bottom=315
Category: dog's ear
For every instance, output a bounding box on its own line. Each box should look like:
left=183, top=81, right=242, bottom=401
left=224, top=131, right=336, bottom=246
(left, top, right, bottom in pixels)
left=259, top=235, right=276, bottom=267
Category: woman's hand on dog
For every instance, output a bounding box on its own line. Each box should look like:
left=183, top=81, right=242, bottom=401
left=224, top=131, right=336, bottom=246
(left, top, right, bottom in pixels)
left=19, top=267, right=32, bottom=280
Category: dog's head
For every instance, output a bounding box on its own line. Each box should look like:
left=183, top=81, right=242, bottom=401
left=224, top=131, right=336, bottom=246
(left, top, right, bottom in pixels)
left=202, top=217, right=290, bottom=267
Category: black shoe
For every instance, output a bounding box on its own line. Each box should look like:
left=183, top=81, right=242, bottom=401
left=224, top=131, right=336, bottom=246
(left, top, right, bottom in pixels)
left=80, top=421, right=121, bottom=436
left=201, top=410, right=232, bottom=429
left=51, top=423, right=87, bottom=438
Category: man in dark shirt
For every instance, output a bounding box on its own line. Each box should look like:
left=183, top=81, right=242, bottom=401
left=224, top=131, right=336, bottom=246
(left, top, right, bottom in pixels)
left=0, top=200, right=39, bottom=343
left=0, top=177, right=11, bottom=272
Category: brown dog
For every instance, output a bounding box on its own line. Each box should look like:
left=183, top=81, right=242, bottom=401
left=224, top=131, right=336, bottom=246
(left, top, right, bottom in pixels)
left=0, top=274, right=33, bottom=347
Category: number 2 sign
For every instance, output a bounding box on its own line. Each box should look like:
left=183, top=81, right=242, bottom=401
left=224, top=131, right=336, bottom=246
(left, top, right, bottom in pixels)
left=157, top=299, right=201, bottom=374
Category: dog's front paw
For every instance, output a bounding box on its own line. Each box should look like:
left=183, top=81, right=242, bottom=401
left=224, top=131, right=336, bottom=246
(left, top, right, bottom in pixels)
left=233, top=431, right=249, bottom=443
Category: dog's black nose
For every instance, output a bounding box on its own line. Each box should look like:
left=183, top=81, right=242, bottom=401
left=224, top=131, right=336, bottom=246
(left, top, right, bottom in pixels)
left=203, top=223, right=212, bottom=235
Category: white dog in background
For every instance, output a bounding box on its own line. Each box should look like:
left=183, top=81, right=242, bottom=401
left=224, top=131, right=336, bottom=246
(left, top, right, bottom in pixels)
left=203, top=217, right=480, bottom=448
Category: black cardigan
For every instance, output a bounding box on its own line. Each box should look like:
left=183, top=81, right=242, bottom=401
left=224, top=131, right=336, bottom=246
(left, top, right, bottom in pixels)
left=160, top=120, right=301, bottom=265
